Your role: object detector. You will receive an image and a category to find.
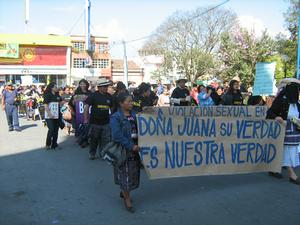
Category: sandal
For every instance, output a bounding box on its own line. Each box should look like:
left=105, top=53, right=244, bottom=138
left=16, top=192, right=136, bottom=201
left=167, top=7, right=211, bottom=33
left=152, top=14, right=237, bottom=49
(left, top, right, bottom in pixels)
left=289, top=177, right=300, bottom=185
left=123, top=198, right=135, bottom=213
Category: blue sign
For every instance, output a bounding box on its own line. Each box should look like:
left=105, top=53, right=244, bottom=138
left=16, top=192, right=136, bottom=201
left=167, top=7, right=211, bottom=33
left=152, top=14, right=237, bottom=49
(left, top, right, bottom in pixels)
left=253, top=62, right=276, bottom=96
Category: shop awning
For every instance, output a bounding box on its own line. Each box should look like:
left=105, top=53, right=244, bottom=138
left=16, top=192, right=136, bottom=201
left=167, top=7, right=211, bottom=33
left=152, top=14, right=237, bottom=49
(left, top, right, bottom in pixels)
left=0, top=34, right=72, bottom=46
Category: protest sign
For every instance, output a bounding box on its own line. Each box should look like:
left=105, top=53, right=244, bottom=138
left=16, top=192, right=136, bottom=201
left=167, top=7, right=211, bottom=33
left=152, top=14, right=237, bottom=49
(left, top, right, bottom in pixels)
left=21, top=75, right=33, bottom=86
left=138, top=106, right=285, bottom=179
left=142, top=105, right=268, bottom=119
left=253, top=62, right=276, bottom=96
left=44, top=102, right=59, bottom=119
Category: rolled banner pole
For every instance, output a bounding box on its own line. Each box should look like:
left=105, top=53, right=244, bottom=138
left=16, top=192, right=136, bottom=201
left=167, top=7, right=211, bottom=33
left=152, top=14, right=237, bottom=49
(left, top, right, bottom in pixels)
left=297, top=0, right=300, bottom=79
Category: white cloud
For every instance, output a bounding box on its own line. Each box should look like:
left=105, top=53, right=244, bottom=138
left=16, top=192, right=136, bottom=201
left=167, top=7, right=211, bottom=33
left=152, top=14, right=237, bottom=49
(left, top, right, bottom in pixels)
left=238, top=15, right=289, bottom=38
left=45, top=26, right=65, bottom=35
left=238, top=15, right=267, bottom=36
left=51, top=6, right=76, bottom=12
left=93, top=19, right=127, bottom=41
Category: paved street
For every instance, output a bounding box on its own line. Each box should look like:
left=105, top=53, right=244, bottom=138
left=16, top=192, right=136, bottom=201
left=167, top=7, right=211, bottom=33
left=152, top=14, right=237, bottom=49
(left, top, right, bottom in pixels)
left=0, top=111, right=299, bottom=225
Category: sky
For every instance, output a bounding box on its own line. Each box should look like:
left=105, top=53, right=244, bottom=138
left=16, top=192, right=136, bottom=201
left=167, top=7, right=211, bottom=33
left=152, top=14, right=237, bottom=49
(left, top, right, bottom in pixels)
left=0, top=0, right=291, bottom=59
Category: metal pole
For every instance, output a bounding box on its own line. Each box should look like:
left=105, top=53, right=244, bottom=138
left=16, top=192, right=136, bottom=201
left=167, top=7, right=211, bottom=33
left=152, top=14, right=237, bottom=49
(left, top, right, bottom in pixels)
left=67, top=46, right=72, bottom=85
left=85, top=0, right=91, bottom=51
left=297, top=0, right=300, bottom=78
left=25, top=0, right=29, bottom=33
left=122, top=40, right=128, bottom=88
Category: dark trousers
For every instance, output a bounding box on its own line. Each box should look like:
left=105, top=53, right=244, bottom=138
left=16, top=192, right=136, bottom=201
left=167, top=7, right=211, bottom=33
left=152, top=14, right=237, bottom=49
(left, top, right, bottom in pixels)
left=89, top=123, right=111, bottom=157
left=5, top=104, right=19, bottom=129
left=45, top=119, right=60, bottom=148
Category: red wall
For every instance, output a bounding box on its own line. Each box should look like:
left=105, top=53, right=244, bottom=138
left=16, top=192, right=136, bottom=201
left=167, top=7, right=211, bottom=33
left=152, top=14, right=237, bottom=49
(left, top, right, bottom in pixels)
left=0, top=46, right=67, bottom=66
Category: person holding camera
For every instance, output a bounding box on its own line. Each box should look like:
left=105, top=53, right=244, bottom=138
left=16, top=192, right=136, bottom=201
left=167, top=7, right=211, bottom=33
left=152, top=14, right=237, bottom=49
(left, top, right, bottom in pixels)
left=197, top=84, right=215, bottom=106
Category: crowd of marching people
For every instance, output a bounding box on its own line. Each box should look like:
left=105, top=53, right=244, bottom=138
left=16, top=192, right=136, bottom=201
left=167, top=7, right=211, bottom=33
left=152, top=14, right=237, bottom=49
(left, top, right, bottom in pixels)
left=1, top=75, right=300, bottom=213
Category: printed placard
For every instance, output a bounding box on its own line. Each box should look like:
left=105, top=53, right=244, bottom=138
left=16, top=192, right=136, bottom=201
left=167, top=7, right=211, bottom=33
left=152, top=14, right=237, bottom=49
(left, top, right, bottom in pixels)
left=45, top=102, right=59, bottom=119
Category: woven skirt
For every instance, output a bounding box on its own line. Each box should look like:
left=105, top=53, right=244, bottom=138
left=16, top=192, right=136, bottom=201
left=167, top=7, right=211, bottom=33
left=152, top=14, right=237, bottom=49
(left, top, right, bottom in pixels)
left=114, top=151, right=141, bottom=192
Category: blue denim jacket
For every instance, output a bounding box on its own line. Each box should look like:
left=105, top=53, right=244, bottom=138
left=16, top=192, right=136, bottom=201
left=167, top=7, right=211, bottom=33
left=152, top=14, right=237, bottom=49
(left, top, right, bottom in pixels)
left=110, top=109, right=136, bottom=151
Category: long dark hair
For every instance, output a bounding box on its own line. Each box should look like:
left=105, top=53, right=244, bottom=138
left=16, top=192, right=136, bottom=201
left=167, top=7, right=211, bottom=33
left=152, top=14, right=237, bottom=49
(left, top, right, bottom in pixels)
left=75, top=79, right=90, bottom=94
left=227, top=80, right=240, bottom=94
left=45, top=82, right=56, bottom=94
left=117, top=92, right=132, bottom=106
left=116, top=81, right=127, bottom=93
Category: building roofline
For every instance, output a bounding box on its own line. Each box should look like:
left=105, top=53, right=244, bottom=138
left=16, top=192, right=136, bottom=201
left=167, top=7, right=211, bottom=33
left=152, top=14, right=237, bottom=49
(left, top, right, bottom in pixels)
left=70, top=34, right=109, bottom=39
left=0, top=34, right=72, bottom=46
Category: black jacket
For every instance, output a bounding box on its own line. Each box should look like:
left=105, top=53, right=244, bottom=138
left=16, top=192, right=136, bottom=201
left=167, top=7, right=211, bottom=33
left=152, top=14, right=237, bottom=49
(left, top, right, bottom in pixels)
left=266, top=94, right=300, bottom=120
left=132, top=95, right=152, bottom=113
left=221, top=91, right=243, bottom=106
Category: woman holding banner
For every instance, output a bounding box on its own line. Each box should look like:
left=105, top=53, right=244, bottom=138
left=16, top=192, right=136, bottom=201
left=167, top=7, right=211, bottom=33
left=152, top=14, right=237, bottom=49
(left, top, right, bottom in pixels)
left=267, top=81, right=300, bottom=185
left=110, top=92, right=141, bottom=213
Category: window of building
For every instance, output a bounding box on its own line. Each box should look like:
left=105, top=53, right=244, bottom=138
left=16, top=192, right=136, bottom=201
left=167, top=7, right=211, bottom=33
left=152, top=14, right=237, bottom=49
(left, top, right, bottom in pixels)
left=92, top=59, right=109, bottom=68
left=73, top=58, right=86, bottom=68
left=91, top=43, right=96, bottom=52
left=72, top=42, right=85, bottom=52
left=99, top=43, right=108, bottom=53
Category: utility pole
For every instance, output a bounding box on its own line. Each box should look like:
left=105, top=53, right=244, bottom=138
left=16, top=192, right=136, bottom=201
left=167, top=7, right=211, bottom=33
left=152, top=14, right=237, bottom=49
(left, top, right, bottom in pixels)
left=85, top=0, right=91, bottom=51
left=25, top=0, right=29, bottom=33
left=122, top=40, right=128, bottom=88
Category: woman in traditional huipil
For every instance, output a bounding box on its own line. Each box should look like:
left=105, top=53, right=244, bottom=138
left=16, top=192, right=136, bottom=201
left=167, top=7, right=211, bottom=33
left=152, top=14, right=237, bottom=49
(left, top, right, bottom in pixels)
left=267, top=82, right=300, bottom=185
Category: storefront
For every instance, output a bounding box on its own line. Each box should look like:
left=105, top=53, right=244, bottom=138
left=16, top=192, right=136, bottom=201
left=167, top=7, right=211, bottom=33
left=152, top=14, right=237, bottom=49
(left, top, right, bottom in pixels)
left=0, top=34, right=71, bottom=86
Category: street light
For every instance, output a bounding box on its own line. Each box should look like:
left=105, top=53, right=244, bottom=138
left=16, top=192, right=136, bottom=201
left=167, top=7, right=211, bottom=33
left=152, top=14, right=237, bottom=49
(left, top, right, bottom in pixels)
left=281, top=54, right=289, bottom=78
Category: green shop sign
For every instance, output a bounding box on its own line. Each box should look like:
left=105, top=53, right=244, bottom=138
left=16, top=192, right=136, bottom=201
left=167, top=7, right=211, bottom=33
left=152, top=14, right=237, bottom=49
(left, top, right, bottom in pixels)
left=0, top=43, right=19, bottom=58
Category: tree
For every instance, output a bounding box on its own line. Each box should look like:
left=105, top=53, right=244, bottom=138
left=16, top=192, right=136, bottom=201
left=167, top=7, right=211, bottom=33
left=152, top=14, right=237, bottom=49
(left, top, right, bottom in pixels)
left=219, top=27, right=276, bottom=86
left=275, top=0, right=299, bottom=78
left=140, top=7, right=236, bottom=82
left=284, top=0, right=299, bottom=41
left=275, top=33, right=295, bottom=78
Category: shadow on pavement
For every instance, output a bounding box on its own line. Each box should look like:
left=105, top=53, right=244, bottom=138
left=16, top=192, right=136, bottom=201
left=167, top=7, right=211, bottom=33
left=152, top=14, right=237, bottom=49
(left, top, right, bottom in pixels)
left=20, top=124, right=38, bottom=131
left=0, top=129, right=300, bottom=225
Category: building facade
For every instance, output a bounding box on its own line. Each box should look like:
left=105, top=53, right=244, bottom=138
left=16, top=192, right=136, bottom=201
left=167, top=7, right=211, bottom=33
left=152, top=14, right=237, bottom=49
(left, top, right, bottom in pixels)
left=70, top=35, right=111, bottom=84
left=0, top=34, right=71, bottom=86
left=111, top=59, right=144, bottom=85
left=136, top=51, right=183, bottom=84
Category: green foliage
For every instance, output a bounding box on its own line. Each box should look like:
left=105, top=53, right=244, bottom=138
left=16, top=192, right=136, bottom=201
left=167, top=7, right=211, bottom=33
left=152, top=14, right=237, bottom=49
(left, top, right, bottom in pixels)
left=150, top=68, right=164, bottom=80
left=275, top=0, right=298, bottom=79
left=140, top=6, right=236, bottom=83
left=219, top=28, right=276, bottom=86
left=140, top=0, right=299, bottom=85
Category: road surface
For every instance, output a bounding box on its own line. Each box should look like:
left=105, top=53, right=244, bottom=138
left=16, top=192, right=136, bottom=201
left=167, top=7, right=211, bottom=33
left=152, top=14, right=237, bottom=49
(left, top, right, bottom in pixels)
left=0, top=112, right=299, bottom=225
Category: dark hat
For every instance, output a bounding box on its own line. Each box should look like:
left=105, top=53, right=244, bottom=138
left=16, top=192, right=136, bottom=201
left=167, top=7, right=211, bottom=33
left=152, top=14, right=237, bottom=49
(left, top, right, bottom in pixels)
left=96, top=77, right=111, bottom=87
left=176, top=78, right=188, bottom=83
